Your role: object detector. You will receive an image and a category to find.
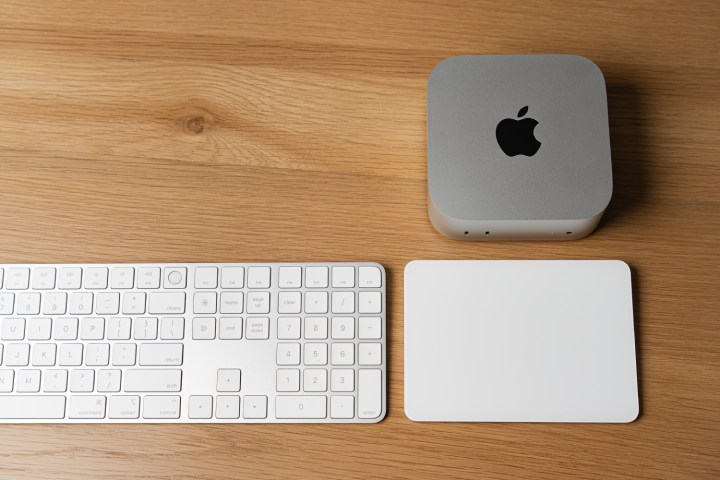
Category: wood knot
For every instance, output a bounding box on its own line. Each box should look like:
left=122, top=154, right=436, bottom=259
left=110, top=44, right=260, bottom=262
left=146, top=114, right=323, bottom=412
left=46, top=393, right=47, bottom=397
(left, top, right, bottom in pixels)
left=177, top=108, right=215, bottom=134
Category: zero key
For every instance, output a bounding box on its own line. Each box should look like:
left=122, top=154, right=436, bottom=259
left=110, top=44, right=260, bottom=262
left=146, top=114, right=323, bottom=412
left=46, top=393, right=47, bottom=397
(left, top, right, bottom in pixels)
left=275, top=396, right=326, bottom=419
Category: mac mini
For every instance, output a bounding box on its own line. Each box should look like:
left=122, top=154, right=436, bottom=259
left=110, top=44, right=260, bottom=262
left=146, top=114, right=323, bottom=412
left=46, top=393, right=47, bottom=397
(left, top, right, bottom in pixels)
left=427, top=54, right=613, bottom=240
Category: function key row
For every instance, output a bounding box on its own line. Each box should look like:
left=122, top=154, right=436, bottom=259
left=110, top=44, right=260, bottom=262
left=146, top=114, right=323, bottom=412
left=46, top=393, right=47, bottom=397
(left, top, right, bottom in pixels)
left=194, top=265, right=382, bottom=289
left=0, top=267, right=187, bottom=291
left=0, top=266, right=382, bottom=291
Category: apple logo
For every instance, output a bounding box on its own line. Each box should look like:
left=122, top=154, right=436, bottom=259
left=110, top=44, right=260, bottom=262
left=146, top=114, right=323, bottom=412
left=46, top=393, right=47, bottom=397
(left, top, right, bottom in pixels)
left=495, top=106, right=541, bottom=157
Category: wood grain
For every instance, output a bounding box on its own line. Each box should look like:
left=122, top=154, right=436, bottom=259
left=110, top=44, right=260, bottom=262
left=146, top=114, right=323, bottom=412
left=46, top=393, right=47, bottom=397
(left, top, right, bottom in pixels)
left=0, top=1, right=718, bottom=478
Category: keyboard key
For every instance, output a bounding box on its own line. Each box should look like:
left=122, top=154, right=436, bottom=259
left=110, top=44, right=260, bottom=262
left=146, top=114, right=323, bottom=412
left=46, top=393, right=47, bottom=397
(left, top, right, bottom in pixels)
left=15, top=293, right=40, bottom=315
left=192, top=317, right=216, bottom=340
left=2, top=317, right=25, bottom=340
left=124, top=369, right=182, bottom=392
left=95, top=292, right=120, bottom=315
left=215, top=395, right=240, bottom=419
left=358, top=317, right=382, bottom=339
left=84, top=267, right=108, bottom=289
left=276, top=343, right=300, bottom=366
left=0, top=293, right=14, bottom=314
left=26, top=317, right=52, bottom=340
left=80, top=317, right=105, bottom=340
left=85, top=343, right=110, bottom=366
left=148, top=292, right=185, bottom=314
left=331, top=369, right=354, bottom=392
left=359, top=266, right=382, bottom=288
left=193, top=292, right=216, bottom=314
left=5, top=268, right=30, bottom=290
left=331, top=343, right=354, bottom=366
left=305, top=267, right=328, bottom=288
left=278, top=266, right=301, bottom=288
left=220, top=267, right=244, bottom=289
left=358, top=369, right=382, bottom=419
left=136, top=267, right=161, bottom=289
left=304, top=343, right=328, bottom=366
left=57, top=268, right=82, bottom=289
left=243, top=395, right=267, bottom=419
left=107, top=317, right=131, bottom=340
left=304, top=317, right=327, bottom=340
left=331, top=292, right=354, bottom=314
left=134, top=317, right=158, bottom=340
left=0, top=268, right=3, bottom=288
left=112, top=343, right=136, bottom=366
left=358, top=291, right=382, bottom=314
left=110, top=267, right=134, bottom=289
left=0, top=369, right=10, bottom=392
left=276, top=369, right=300, bottom=392
left=305, top=292, right=328, bottom=314
left=43, top=292, right=67, bottom=315
left=278, top=291, right=301, bottom=314
left=163, top=267, right=186, bottom=289
left=140, top=343, right=183, bottom=366
left=143, top=395, right=180, bottom=419
left=218, top=317, right=242, bottom=339
left=58, top=343, right=83, bottom=366
left=332, top=266, right=355, bottom=288
left=358, top=343, right=382, bottom=365
left=189, top=395, right=212, bottom=419
left=331, top=395, right=354, bottom=419
left=160, top=317, right=185, bottom=340
left=16, top=369, right=41, bottom=392
left=194, top=267, right=218, bottom=289
left=247, top=266, right=270, bottom=289
left=5, top=343, right=30, bottom=366
left=0, top=396, right=65, bottom=419
left=277, top=317, right=300, bottom=340
left=43, top=369, right=68, bottom=393
left=220, top=291, right=244, bottom=314
left=246, top=292, right=270, bottom=314
left=69, top=395, right=106, bottom=419
left=31, top=267, right=56, bottom=290
left=303, top=369, right=327, bottom=392
left=97, top=369, right=121, bottom=392
left=246, top=317, right=269, bottom=340
left=109, top=395, right=140, bottom=419
left=70, top=369, right=94, bottom=392
left=275, top=396, right=326, bottom=419
left=32, top=343, right=56, bottom=366
left=55, top=317, right=79, bottom=340
left=331, top=317, right=354, bottom=339
left=68, top=292, right=93, bottom=315
left=216, top=369, right=241, bottom=392
left=122, top=292, right=146, bottom=314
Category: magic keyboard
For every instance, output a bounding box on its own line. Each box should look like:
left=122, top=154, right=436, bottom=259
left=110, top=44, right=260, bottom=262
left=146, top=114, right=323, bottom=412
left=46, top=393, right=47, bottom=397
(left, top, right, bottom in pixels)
left=0, top=263, right=386, bottom=423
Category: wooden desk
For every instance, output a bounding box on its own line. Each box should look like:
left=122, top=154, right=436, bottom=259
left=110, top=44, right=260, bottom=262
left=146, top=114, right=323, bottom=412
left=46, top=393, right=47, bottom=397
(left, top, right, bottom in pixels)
left=0, top=1, right=718, bottom=478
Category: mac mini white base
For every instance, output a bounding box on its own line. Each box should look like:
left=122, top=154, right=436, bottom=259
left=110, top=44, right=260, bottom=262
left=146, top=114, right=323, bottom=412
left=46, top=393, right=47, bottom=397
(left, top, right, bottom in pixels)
left=428, top=55, right=613, bottom=240
left=404, top=260, right=639, bottom=423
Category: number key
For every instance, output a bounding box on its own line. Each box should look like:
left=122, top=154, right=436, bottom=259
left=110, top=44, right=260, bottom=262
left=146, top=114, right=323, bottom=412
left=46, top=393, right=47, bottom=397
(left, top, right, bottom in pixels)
left=277, top=317, right=300, bottom=340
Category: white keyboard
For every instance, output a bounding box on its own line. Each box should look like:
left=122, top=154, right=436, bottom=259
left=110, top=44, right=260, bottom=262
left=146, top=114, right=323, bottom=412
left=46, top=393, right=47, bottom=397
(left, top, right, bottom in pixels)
left=0, top=263, right=386, bottom=423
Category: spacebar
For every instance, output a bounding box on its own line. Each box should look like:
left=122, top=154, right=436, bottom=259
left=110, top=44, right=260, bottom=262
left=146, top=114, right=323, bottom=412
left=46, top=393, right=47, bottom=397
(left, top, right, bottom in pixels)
left=0, top=396, right=66, bottom=419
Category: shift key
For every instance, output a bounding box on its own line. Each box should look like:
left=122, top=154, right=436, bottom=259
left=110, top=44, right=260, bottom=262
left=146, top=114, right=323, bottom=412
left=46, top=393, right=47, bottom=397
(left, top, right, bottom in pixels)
left=125, top=369, right=182, bottom=392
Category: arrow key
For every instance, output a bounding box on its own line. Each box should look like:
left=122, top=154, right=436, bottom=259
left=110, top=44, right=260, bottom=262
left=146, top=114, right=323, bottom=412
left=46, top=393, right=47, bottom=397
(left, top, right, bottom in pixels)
left=189, top=395, right=213, bottom=419
left=216, top=368, right=241, bottom=392
left=243, top=395, right=267, bottom=419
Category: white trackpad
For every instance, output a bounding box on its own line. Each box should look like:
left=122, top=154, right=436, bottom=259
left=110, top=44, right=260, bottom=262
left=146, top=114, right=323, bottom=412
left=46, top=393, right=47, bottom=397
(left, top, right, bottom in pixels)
left=404, top=260, right=638, bottom=422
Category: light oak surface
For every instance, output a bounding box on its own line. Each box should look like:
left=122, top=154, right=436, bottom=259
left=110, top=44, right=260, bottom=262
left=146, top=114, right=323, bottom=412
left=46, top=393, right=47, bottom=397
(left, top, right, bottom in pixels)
left=0, top=1, right=718, bottom=478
